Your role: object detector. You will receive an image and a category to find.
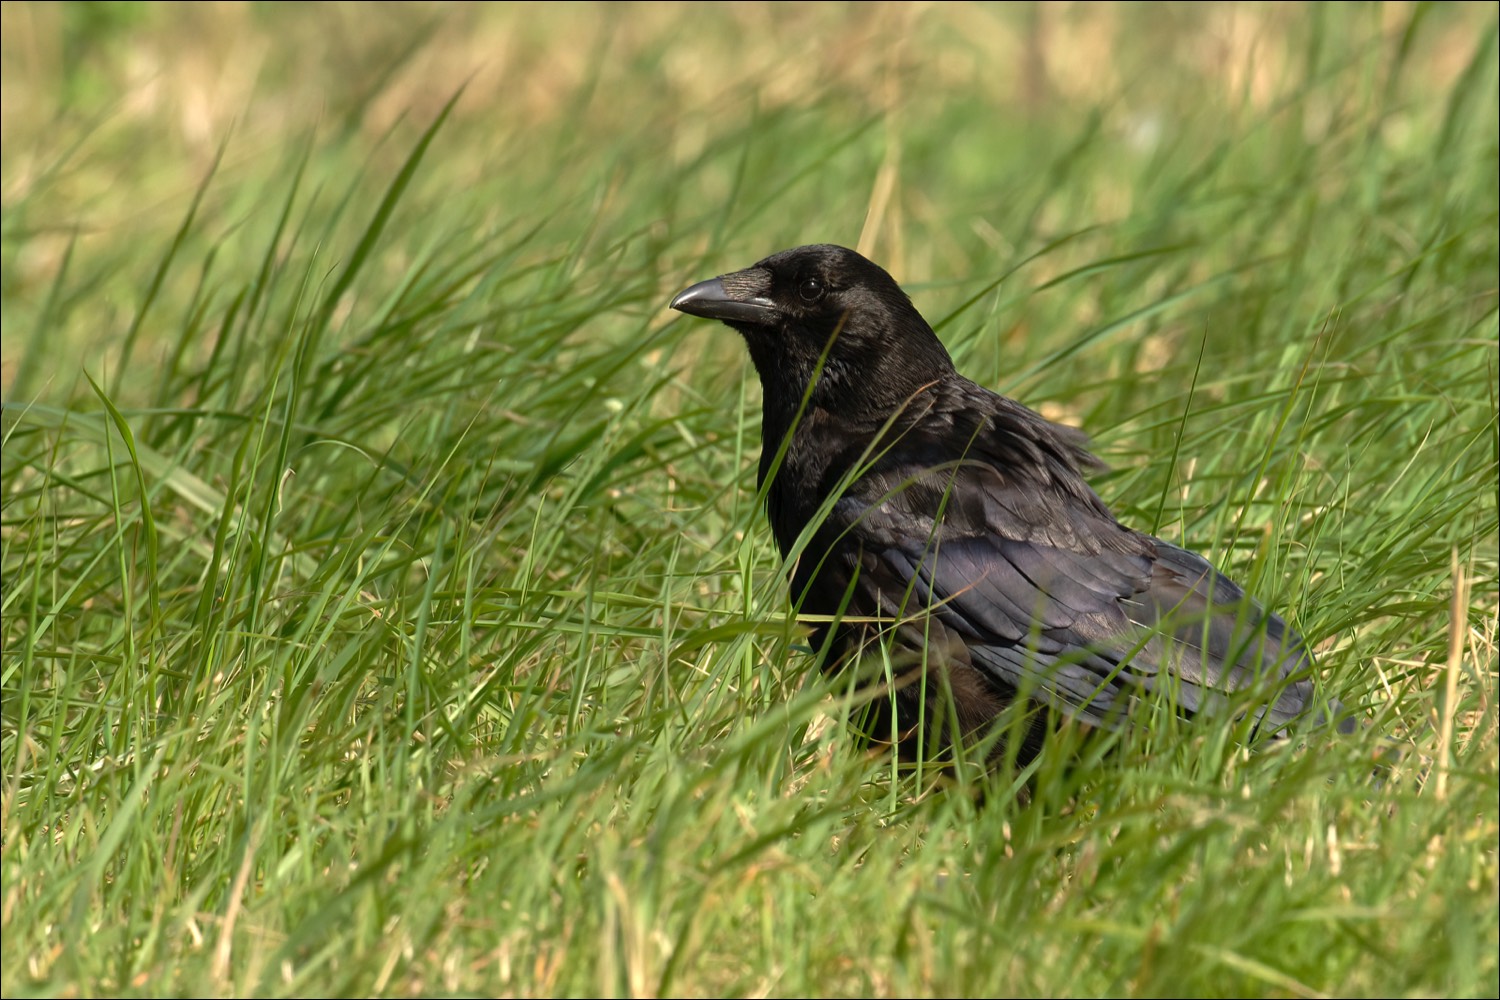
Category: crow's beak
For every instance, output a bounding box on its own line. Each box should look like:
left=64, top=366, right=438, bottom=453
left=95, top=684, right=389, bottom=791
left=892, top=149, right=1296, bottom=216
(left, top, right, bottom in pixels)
left=670, top=272, right=780, bottom=327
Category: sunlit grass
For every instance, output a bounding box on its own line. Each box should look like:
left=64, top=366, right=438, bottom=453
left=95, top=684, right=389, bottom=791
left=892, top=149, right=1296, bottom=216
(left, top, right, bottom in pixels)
left=2, top=4, right=1496, bottom=997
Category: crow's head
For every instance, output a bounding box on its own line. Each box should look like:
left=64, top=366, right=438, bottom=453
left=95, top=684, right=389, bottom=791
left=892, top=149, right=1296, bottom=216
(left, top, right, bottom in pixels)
left=670, top=245, right=955, bottom=415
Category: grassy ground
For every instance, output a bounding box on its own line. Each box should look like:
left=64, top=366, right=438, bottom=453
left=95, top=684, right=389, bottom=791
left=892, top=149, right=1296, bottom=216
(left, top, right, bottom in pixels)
left=2, top=3, right=1496, bottom=996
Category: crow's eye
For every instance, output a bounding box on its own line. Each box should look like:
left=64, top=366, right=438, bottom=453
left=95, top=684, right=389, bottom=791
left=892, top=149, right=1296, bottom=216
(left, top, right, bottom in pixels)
left=797, top=276, right=825, bottom=302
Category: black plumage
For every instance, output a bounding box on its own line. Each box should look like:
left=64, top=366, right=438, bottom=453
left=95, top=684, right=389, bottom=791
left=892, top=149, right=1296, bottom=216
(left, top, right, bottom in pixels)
left=671, top=244, right=1347, bottom=761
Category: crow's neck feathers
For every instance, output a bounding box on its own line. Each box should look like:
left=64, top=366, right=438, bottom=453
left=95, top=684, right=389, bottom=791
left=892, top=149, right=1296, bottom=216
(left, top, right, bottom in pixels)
left=749, top=314, right=1108, bottom=559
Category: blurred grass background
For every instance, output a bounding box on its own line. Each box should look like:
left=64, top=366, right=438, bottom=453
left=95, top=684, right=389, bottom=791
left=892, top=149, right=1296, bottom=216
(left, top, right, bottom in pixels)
left=2, top=2, right=1497, bottom=997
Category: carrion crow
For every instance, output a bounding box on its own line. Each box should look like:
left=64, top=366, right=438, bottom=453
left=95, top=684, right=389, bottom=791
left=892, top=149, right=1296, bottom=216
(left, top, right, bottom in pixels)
left=671, top=244, right=1350, bottom=763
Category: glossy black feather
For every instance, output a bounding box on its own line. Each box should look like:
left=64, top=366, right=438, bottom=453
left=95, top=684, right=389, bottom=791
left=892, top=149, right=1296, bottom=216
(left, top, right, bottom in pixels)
left=671, top=244, right=1347, bottom=759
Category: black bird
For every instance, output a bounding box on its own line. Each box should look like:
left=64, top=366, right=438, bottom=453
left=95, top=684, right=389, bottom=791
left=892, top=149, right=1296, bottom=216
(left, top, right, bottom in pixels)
left=671, top=244, right=1347, bottom=762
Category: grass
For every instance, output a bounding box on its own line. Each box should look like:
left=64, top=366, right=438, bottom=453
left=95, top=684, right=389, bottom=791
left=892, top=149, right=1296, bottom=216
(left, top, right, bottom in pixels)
left=1, top=3, right=1497, bottom=996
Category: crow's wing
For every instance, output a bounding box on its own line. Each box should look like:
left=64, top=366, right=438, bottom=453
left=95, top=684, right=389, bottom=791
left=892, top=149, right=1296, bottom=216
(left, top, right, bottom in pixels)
left=836, top=456, right=1323, bottom=733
